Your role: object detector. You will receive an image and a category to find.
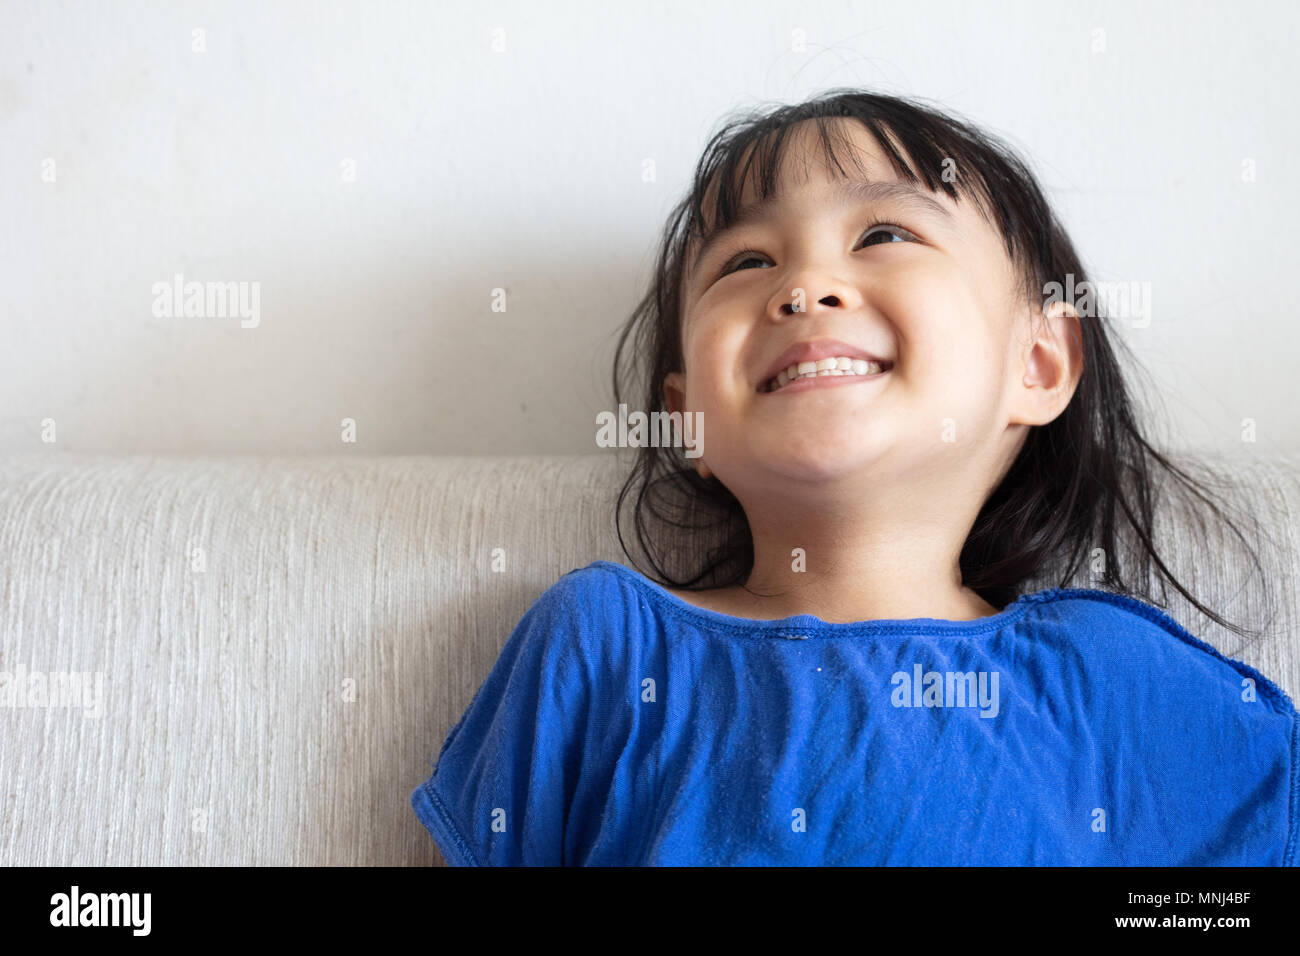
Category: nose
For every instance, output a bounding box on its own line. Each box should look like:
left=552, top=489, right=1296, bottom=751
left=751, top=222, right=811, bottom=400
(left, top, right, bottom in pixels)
left=779, top=291, right=844, bottom=316
left=770, top=273, right=863, bottom=319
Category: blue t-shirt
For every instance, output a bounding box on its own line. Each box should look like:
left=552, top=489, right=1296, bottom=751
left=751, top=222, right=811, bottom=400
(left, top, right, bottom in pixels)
left=410, top=560, right=1298, bottom=865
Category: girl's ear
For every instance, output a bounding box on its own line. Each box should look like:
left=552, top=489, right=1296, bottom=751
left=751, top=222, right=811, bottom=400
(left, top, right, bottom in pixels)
left=1012, top=299, right=1084, bottom=427
left=662, top=371, right=713, bottom=481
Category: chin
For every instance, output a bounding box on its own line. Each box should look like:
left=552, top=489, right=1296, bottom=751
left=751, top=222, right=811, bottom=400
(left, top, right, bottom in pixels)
left=749, top=447, right=888, bottom=485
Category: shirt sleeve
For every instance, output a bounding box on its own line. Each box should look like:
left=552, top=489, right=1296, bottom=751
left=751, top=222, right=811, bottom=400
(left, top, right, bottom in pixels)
left=410, top=571, right=596, bottom=866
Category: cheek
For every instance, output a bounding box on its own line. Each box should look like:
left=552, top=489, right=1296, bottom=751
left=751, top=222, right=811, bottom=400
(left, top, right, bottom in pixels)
left=885, top=274, right=1005, bottom=407
left=686, top=318, right=749, bottom=408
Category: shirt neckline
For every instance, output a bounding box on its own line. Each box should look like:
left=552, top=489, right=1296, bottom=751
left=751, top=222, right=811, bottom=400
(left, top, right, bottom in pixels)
left=591, top=559, right=1057, bottom=636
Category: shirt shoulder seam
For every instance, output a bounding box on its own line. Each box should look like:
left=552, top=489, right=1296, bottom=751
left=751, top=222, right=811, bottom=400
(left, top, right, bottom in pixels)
left=1037, top=587, right=1297, bottom=719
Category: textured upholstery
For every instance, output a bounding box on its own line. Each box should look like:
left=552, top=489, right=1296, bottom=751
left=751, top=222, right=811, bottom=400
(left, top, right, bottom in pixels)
left=0, top=451, right=1296, bottom=865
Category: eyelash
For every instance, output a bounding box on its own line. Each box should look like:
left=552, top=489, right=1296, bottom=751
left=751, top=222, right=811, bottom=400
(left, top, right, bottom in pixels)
left=713, top=219, right=919, bottom=279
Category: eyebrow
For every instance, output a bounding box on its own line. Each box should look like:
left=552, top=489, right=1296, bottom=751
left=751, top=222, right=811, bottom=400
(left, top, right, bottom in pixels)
left=686, top=178, right=956, bottom=281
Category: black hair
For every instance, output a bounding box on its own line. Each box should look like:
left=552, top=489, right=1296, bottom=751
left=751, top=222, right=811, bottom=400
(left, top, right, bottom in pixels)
left=611, top=88, right=1276, bottom=643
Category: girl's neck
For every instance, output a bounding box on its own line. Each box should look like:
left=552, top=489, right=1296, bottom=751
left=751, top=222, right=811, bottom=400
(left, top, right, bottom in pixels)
left=733, top=568, right=999, bottom=623
left=730, top=470, right=1001, bottom=623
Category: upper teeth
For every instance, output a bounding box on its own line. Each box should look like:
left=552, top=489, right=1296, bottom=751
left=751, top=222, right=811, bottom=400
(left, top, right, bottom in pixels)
left=766, top=356, right=887, bottom=392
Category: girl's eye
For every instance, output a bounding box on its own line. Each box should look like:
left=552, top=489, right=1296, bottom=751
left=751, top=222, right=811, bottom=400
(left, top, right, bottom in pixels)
left=718, top=221, right=917, bottom=277
left=724, top=253, right=769, bottom=274
left=859, top=223, right=916, bottom=247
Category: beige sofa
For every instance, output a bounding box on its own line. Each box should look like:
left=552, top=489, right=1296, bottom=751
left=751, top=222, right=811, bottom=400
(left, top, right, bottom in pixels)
left=0, top=451, right=1296, bottom=865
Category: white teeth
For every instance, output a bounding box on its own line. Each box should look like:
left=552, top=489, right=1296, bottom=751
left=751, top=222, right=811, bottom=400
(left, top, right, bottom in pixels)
left=765, top=355, right=888, bottom=392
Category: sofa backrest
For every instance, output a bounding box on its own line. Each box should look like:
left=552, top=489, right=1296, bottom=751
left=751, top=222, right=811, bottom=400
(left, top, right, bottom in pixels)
left=0, top=451, right=1295, bottom=864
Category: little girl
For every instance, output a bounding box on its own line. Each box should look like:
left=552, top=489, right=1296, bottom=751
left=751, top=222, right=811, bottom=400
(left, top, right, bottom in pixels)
left=411, top=90, right=1297, bottom=866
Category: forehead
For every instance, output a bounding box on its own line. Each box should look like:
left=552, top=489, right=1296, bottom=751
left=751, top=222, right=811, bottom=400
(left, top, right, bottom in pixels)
left=694, top=120, right=880, bottom=234
left=719, top=118, right=905, bottom=206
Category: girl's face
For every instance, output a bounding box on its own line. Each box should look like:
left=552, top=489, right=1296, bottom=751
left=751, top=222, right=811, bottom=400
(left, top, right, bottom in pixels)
left=665, top=119, right=1072, bottom=499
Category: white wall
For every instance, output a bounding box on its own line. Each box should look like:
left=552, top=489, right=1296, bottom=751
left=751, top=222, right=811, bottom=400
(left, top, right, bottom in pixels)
left=3, top=0, right=1296, bottom=455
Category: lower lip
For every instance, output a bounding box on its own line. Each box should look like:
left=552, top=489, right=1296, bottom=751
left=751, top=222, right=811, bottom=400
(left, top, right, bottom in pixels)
left=760, top=369, right=890, bottom=396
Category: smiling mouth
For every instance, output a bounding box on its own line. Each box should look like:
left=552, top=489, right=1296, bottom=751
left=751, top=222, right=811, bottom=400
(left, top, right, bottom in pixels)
left=761, top=357, right=893, bottom=393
